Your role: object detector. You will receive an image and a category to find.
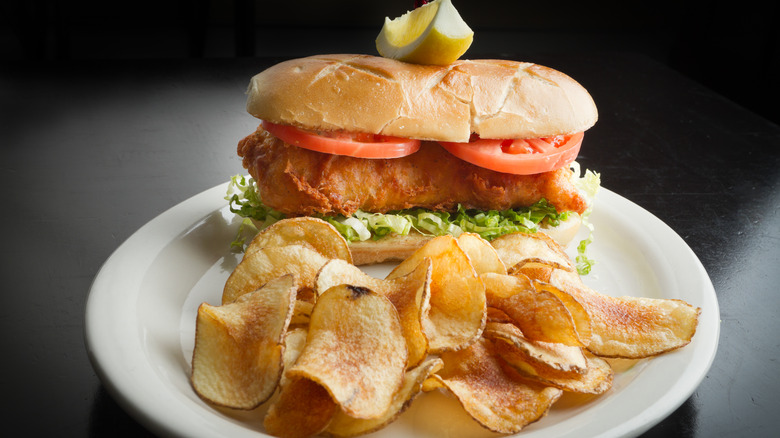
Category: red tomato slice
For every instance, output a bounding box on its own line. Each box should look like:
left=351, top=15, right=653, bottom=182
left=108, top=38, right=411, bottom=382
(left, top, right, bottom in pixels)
left=262, top=121, right=421, bottom=159
left=438, top=132, right=584, bottom=175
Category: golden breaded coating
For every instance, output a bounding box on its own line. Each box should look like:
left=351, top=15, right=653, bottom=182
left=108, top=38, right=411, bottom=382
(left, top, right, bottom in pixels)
left=238, top=125, right=588, bottom=217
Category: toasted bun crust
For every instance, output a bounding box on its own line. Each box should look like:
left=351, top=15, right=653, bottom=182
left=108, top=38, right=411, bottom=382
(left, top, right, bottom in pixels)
left=247, top=54, right=597, bottom=143
left=348, top=214, right=582, bottom=265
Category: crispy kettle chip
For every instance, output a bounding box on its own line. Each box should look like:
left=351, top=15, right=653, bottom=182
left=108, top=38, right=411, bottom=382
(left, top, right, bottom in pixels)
left=191, top=275, right=296, bottom=409
left=533, top=280, right=593, bottom=346
left=222, top=244, right=330, bottom=304
left=315, top=257, right=432, bottom=367
left=510, top=259, right=567, bottom=281
left=263, top=377, right=338, bottom=438
left=541, top=350, right=613, bottom=394
left=486, top=306, right=515, bottom=324
left=287, top=284, right=408, bottom=419
left=387, top=235, right=486, bottom=352
left=280, top=327, right=308, bottom=389
left=490, top=231, right=574, bottom=272
left=289, top=299, right=313, bottom=327
left=485, top=322, right=613, bottom=394
left=484, top=322, right=587, bottom=373
left=457, top=232, right=507, bottom=275
left=481, top=272, right=586, bottom=346
left=245, top=217, right=352, bottom=263
left=421, top=376, right=445, bottom=392
left=325, top=357, right=444, bottom=437
left=432, top=338, right=562, bottom=434
left=552, top=269, right=700, bottom=358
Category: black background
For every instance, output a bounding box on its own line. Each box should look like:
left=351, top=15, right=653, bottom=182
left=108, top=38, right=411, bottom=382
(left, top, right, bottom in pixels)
left=2, top=0, right=779, bottom=125
left=1, top=2, right=779, bottom=438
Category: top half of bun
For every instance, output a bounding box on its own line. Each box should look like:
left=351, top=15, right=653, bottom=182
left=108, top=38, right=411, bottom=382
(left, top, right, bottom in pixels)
left=246, top=54, right=597, bottom=143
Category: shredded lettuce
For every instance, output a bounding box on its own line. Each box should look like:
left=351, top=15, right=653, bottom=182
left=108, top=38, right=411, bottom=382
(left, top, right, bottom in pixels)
left=575, top=230, right=595, bottom=275
left=225, top=175, right=286, bottom=228
left=569, top=162, right=601, bottom=275
left=226, top=164, right=601, bottom=275
left=229, top=218, right=259, bottom=251
left=570, top=161, right=601, bottom=205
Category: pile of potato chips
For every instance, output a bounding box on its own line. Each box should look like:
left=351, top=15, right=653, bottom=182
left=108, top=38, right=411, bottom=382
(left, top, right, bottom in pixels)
left=191, top=218, right=700, bottom=437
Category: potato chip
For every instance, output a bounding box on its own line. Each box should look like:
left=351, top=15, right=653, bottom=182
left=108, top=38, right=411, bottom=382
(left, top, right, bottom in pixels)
left=295, top=287, right=317, bottom=304
left=421, top=376, right=444, bottom=392
left=289, top=300, right=313, bottom=327
left=222, top=244, right=330, bottom=304
left=485, top=322, right=614, bottom=394
left=481, top=272, right=586, bottom=346
left=315, top=258, right=432, bottom=367
left=485, top=306, right=514, bottom=324
left=533, top=280, right=592, bottom=346
left=325, top=357, right=444, bottom=437
left=287, top=284, right=408, bottom=419
left=486, top=306, right=514, bottom=324
left=246, top=217, right=352, bottom=263
left=191, top=275, right=296, bottom=409
left=457, top=232, right=507, bottom=275
left=280, top=327, right=308, bottom=389
left=541, top=351, right=613, bottom=394
left=509, top=259, right=566, bottom=280
left=432, top=338, right=562, bottom=434
left=491, top=231, right=574, bottom=272
left=263, top=376, right=338, bottom=438
left=381, top=258, right=433, bottom=367
left=387, top=235, right=486, bottom=352
left=551, top=269, right=700, bottom=358
left=484, top=322, right=587, bottom=373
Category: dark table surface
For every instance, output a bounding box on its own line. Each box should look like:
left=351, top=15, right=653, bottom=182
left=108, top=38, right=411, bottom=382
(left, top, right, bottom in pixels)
left=2, top=50, right=779, bottom=437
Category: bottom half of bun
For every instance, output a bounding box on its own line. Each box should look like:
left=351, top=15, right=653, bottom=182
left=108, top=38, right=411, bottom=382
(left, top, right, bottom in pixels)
left=347, top=214, right=582, bottom=266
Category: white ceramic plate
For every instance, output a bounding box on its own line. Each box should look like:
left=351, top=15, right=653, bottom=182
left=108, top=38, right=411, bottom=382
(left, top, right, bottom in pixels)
left=85, top=183, right=719, bottom=438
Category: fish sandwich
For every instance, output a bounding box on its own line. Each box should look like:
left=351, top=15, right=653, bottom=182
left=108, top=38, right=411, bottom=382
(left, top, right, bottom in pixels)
left=230, top=54, right=600, bottom=266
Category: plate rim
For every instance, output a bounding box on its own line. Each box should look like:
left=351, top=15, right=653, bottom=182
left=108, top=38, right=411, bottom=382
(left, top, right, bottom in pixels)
left=84, top=183, right=720, bottom=438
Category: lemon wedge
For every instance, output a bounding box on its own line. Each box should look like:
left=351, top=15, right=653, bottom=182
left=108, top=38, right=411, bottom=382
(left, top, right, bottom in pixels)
left=376, top=0, right=473, bottom=65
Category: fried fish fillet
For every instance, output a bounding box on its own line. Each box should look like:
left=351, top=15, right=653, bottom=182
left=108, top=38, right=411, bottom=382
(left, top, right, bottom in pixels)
left=238, top=125, right=589, bottom=217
